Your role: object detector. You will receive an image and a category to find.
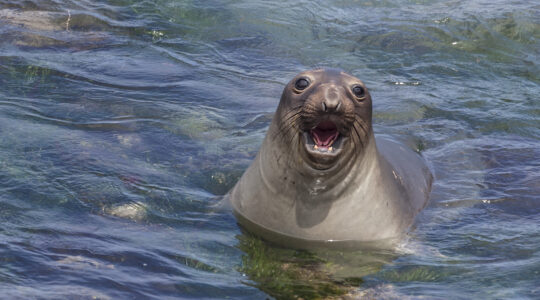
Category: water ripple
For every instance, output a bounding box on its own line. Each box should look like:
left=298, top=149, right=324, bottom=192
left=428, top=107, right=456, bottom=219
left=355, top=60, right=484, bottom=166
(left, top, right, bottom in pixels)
left=0, top=0, right=539, bottom=299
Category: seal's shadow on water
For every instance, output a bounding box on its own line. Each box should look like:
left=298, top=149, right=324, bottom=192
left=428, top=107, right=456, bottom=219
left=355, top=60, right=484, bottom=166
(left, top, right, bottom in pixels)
left=235, top=230, right=397, bottom=299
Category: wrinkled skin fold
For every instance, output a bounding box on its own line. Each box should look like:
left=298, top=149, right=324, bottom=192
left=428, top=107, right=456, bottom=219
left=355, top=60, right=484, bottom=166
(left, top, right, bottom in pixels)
left=228, top=69, right=433, bottom=249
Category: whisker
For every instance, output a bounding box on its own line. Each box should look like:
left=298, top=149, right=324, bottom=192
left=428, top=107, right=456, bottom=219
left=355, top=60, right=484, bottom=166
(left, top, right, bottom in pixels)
left=272, top=108, right=302, bottom=140
left=274, top=115, right=300, bottom=142
left=280, top=115, right=299, bottom=133
left=285, top=131, right=300, bottom=167
left=352, top=122, right=365, bottom=151
left=283, top=110, right=301, bottom=124
left=354, top=119, right=369, bottom=137
left=274, top=113, right=300, bottom=138
left=280, top=105, right=303, bottom=120
left=355, top=118, right=370, bottom=135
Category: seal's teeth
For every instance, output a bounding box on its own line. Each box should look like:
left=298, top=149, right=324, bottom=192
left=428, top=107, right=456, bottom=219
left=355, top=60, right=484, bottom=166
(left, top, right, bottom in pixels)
left=329, top=147, right=333, bottom=152
left=314, top=145, right=319, bottom=150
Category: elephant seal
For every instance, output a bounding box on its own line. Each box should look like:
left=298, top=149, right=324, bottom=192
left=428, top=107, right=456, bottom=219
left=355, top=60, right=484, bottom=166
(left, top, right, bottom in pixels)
left=228, top=69, right=432, bottom=249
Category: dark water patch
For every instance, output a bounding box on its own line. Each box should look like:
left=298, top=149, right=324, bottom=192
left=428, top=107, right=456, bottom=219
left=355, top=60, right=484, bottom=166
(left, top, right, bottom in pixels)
left=155, top=249, right=222, bottom=274
left=376, top=263, right=465, bottom=283
left=46, top=246, right=191, bottom=278
left=478, top=139, right=540, bottom=215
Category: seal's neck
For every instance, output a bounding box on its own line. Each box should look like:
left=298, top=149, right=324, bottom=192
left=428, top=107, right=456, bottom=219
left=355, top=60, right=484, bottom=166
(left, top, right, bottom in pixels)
left=297, top=132, right=380, bottom=200
left=259, top=119, right=380, bottom=201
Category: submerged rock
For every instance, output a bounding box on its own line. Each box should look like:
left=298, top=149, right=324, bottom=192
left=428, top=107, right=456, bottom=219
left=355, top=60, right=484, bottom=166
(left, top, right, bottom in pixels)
left=105, top=201, right=148, bottom=222
left=0, top=9, right=111, bottom=50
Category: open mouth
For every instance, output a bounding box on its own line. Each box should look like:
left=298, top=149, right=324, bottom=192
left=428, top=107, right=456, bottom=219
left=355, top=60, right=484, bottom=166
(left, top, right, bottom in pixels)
left=304, top=120, right=343, bottom=154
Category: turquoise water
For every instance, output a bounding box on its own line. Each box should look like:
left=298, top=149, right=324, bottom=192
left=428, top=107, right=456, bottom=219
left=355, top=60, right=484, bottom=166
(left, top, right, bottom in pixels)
left=0, top=0, right=539, bottom=299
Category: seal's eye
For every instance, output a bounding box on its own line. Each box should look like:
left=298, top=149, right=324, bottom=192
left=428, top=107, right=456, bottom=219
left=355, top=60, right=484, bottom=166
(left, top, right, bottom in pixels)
left=352, top=85, right=365, bottom=99
left=294, top=78, right=310, bottom=91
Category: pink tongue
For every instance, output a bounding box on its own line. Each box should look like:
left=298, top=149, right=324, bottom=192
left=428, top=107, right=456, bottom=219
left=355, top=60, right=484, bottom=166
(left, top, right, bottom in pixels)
left=311, top=121, right=338, bottom=147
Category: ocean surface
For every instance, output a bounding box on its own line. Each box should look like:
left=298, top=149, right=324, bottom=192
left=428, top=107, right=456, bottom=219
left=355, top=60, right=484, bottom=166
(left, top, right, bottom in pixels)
left=0, top=0, right=539, bottom=299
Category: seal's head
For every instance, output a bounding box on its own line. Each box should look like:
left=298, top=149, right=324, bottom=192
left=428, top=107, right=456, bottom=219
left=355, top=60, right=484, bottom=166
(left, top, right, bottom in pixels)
left=275, top=68, right=373, bottom=170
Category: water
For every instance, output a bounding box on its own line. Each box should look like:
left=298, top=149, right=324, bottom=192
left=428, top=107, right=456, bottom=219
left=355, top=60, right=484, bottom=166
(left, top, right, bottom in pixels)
left=0, top=0, right=538, bottom=298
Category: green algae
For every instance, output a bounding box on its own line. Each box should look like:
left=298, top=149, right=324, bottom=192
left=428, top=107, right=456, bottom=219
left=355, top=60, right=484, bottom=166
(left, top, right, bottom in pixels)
left=237, top=234, right=397, bottom=299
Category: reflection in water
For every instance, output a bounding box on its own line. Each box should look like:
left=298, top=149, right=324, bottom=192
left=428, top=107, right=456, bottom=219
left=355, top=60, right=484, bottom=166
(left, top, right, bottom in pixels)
left=0, top=0, right=539, bottom=298
left=237, top=233, right=396, bottom=299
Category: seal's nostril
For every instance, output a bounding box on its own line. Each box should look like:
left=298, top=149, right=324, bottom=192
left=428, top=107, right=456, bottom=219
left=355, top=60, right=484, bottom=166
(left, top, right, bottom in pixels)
left=322, top=100, right=340, bottom=113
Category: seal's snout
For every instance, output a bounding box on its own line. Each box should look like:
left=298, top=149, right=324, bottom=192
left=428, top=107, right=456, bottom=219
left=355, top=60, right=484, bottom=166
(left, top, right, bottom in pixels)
left=322, top=86, right=342, bottom=113
left=322, top=100, right=341, bottom=113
